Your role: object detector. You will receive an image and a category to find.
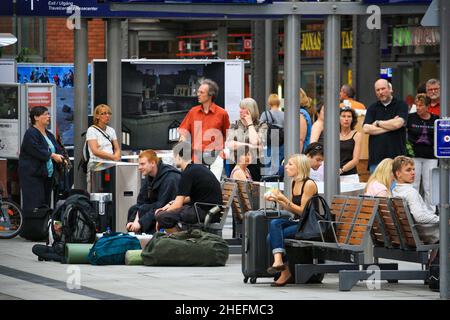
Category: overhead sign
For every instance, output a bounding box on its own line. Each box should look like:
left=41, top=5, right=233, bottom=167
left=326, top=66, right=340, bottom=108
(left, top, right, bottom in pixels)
left=435, top=119, right=450, bottom=158
left=15, top=0, right=225, bottom=18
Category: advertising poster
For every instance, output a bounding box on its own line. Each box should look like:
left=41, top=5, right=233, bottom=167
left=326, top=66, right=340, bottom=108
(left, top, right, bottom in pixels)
left=93, top=59, right=243, bottom=150
left=17, top=64, right=92, bottom=146
left=0, top=84, right=19, bottom=159
left=0, top=119, right=19, bottom=158
left=26, top=84, right=56, bottom=133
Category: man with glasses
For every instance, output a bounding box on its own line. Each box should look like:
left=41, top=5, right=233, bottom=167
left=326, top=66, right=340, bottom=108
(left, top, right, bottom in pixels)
left=425, top=78, right=440, bottom=116
left=178, top=79, right=230, bottom=181
left=363, top=79, right=409, bottom=173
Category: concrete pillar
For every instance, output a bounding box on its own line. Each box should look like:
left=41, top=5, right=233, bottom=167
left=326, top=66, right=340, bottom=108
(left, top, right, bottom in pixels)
left=217, top=22, right=228, bottom=59
left=353, top=16, right=380, bottom=107
left=128, top=30, right=139, bottom=59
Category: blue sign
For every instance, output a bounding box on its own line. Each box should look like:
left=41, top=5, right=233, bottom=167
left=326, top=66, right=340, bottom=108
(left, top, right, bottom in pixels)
left=362, top=0, right=431, bottom=3
left=0, top=0, right=13, bottom=16
left=435, top=119, right=450, bottom=158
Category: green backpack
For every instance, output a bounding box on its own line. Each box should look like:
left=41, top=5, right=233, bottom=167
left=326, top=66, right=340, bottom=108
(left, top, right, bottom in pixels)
left=141, top=229, right=229, bottom=267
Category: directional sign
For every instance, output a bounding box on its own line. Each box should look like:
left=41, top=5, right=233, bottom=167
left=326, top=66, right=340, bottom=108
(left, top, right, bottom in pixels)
left=435, top=119, right=450, bottom=158
left=15, top=0, right=226, bottom=18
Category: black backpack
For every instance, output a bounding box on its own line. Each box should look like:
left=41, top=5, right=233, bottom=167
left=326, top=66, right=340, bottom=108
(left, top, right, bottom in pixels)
left=49, top=192, right=97, bottom=256
left=263, top=110, right=284, bottom=147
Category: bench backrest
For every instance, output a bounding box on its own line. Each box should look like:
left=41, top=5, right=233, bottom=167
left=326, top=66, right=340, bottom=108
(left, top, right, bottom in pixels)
left=389, top=197, right=423, bottom=250
left=225, top=178, right=259, bottom=222
left=331, top=196, right=379, bottom=247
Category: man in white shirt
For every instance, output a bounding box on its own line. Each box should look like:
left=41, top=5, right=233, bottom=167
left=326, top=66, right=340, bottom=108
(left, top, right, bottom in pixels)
left=392, top=155, right=439, bottom=244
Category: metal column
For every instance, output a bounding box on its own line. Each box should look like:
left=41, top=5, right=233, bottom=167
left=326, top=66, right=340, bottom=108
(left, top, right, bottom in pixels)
left=323, top=9, right=341, bottom=204
left=107, top=19, right=122, bottom=145
left=265, top=20, right=273, bottom=99
left=283, top=14, right=300, bottom=196
left=251, top=20, right=266, bottom=113
left=439, top=0, right=450, bottom=300
left=73, top=18, right=88, bottom=190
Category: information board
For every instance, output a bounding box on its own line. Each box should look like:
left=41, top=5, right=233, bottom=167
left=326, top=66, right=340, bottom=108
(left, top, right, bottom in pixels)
left=434, top=119, right=450, bottom=158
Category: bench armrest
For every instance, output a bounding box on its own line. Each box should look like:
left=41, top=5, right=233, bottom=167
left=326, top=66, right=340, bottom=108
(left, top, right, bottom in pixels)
left=193, top=202, right=225, bottom=225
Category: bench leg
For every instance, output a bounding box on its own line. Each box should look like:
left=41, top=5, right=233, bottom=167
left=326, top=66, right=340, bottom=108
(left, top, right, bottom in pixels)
left=295, top=264, right=359, bottom=284
left=339, top=270, right=430, bottom=291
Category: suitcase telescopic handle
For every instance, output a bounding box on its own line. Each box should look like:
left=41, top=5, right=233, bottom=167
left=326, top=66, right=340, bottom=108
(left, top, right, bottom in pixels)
left=261, top=175, right=282, bottom=216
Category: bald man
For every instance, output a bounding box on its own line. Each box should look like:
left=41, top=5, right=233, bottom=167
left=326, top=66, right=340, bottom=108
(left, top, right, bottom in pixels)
left=363, top=79, right=409, bottom=172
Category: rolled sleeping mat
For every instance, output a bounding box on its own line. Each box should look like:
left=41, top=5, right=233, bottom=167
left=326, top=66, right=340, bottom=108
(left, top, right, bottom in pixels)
left=65, top=243, right=93, bottom=264
left=125, top=250, right=143, bottom=265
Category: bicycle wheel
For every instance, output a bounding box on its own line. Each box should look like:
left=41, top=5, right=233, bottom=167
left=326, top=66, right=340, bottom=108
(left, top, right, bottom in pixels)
left=0, top=200, right=23, bottom=239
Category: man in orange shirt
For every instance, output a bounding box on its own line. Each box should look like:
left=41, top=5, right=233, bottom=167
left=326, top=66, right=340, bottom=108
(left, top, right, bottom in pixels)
left=178, top=79, right=230, bottom=180
left=339, top=84, right=366, bottom=110
left=426, top=78, right=440, bottom=116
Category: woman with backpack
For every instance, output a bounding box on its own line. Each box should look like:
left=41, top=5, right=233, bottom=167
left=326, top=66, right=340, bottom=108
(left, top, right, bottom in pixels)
left=86, top=104, right=121, bottom=191
left=259, top=94, right=284, bottom=176
left=265, top=154, right=318, bottom=286
left=19, top=106, right=65, bottom=240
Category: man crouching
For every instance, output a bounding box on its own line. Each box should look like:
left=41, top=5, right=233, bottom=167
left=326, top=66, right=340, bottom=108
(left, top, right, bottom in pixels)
left=126, top=150, right=181, bottom=234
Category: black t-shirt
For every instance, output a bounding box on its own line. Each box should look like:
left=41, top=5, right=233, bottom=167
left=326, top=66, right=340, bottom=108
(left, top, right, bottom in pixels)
left=407, top=113, right=438, bottom=159
left=178, top=163, right=222, bottom=208
left=363, top=97, right=409, bottom=166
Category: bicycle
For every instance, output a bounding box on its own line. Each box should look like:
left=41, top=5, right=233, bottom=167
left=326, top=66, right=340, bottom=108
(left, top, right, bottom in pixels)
left=0, top=187, right=23, bottom=239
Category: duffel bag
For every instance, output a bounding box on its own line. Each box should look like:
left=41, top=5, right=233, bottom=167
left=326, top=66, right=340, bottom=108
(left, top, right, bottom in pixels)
left=88, top=232, right=141, bottom=265
left=141, top=229, right=229, bottom=267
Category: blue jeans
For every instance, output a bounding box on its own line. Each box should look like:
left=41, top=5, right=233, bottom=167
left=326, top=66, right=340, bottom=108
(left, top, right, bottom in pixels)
left=268, top=217, right=298, bottom=256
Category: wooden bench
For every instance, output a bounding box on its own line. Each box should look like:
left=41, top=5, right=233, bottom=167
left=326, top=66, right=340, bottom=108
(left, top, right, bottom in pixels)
left=286, top=195, right=386, bottom=290
left=337, top=196, right=439, bottom=291
left=224, top=178, right=260, bottom=239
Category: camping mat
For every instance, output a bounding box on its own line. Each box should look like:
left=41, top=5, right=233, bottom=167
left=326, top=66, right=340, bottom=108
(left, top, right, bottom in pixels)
left=125, top=250, right=143, bottom=265
left=65, top=243, right=92, bottom=264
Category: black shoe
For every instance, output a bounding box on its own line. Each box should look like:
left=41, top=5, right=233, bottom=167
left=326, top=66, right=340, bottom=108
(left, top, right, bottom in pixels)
left=32, top=244, right=63, bottom=262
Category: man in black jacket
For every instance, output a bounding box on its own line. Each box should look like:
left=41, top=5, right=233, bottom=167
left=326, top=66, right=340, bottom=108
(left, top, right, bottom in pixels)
left=126, top=150, right=181, bottom=234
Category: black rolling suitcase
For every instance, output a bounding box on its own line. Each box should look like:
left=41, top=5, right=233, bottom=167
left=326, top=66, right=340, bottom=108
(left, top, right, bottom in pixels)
left=242, top=176, right=291, bottom=284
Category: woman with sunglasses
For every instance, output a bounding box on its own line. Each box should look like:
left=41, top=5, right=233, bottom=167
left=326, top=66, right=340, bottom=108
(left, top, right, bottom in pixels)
left=19, top=106, right=65, bottom=240
left=86, top=104, right=121, bottom=191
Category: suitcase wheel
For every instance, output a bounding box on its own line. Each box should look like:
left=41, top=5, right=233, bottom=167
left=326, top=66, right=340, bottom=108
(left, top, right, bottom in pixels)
left=243, top=277, right=249, bottom=284
left=250, top=277, right=257, bottom=284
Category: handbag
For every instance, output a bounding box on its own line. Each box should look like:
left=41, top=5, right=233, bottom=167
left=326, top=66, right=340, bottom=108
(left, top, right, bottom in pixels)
left=295, top=195, right=334, bottom=242
left=141, top=229, right=229, bottom=266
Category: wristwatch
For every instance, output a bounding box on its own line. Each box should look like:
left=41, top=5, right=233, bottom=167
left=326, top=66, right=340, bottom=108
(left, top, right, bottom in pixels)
left=375, top=120, right=380, bottom=127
